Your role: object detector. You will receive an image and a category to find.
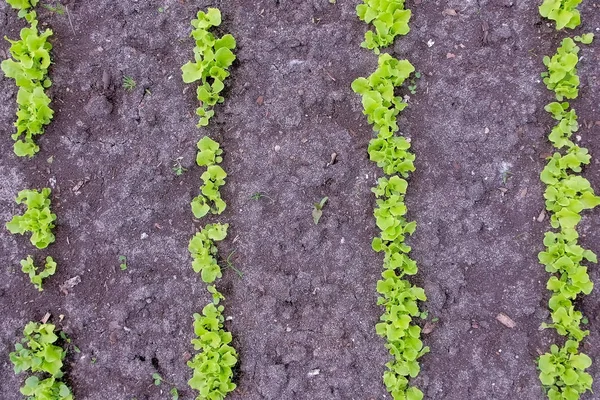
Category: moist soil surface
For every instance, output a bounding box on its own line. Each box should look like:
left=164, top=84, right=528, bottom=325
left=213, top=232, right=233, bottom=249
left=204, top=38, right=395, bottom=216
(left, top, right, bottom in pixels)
left=1, top=1, right=600, bottom=399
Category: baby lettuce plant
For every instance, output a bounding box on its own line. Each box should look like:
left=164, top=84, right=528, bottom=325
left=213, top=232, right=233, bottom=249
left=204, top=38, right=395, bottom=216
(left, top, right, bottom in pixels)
left=187, top=223, right=238, bottom=399
left=352, top=54, right=428, bottom=400
left=539, top=0, right=581, bottom=30
left=10, top=322, right=73, bottom=399
left=188, top=303, right=238, bottom=399
left=191, top=136, right=227, bottom=219
left=356, top=0, right=411, bottom=54
left=6, top=188, right=56, bottom=249
left=181, top=8, right=236, bottom=127
left=537, top=36, right=598, bottom=400
left=2, top=0, right=54, bottom=157
left=188, top=223, right=228, bottom=285
left=541, top=38, right=580, bottom=101
left=21, top=255, right=56, bottom=291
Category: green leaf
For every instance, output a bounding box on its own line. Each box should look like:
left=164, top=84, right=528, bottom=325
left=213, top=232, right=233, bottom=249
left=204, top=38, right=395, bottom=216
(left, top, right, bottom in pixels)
left=574, top=33, right=594, bottom=44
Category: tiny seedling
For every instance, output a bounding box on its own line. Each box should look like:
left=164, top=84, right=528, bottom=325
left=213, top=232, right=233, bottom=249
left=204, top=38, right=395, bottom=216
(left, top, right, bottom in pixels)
left=119, top=255, right=127, bottom=271
left=170, top=387, right=179, bottom=400
left=172, top=157, right=187, bottom=176
left=312, top=196, right=329, bottom=225
left=153, top=373, right=163, bottom=386
left=222, top=250, right=243, bottom=278
left=122, top=76, right=136, bottom=91
left=250, top=192, right=273, bottom=202
left=42, top=3, right=65, bottom=15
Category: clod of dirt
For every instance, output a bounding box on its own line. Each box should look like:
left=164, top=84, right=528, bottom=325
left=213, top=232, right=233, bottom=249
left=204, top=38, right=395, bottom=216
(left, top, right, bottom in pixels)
left=496, top=313, right=517, bottom=328
left=59, top=276, right=82, bottom=295
left=84, top=95, right=113, bottom=117
left=422, top=321, right=437, bottom=334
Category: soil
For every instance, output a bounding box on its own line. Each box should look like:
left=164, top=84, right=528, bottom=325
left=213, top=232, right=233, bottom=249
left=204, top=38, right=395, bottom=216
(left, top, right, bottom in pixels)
left=1, top=0, right=599, bottom=399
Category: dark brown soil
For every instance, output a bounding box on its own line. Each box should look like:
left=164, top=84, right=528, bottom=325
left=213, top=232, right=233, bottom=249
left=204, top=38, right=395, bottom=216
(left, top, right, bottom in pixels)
left=1, top=0, right=599, bottom=399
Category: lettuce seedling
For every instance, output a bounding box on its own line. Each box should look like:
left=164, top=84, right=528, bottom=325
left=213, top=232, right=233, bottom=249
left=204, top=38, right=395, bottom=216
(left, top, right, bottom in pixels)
left=188, top=223, right=228, bottom=284
left=188, top=303, right=238, bottom=399
left=181, top=8, right=236, bottom=127
left=192, top=136, right=227, bottom=218
left=574, top=33, right=594, bottom=44
left=20, top=255, right=56, bottom=291
left=10, top=322, right=73, bottom=400
left=196, top=136, right=223, bottom=167
left=539, top=0, right=581, bottom=30
left=356, top=0, right=411, bottom=54
left=539, top=341, right=592, bottom=399
left=6, top=0, right=38, bottom=16
left=1, top=6, right=54, bottom=157
left=541, top=38, right=580, bottom=101
left=6, top=188, right=56, bottom=249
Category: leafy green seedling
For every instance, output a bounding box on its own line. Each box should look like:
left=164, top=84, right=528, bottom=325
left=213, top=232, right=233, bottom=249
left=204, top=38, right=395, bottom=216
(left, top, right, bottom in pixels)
left=119, top=255, right=127, bottom=271
left=1, top=7, right=54, bottom=157
left=574, top=33, right=594, bottom=44
left=312, top=196, right=328, bottom=225
left=188, top=223, right=228, bottom=284
left=192, top=136, right=227, bottom=218
left=10, top=322, right=74, bottom=399
left=153, top=373, right=163, bottom=386
left=20, top=255, right=56, bottom=291
left=538, top=341, right=592, bottom=398
left=170, top=387, right=179, bottom=400
left=356, top=0, right=411, bottom=54
left=181, top=8, right=237, bottom=127
left=541, top=38, right=580, bottom=101
left=122, top=76, right=136, bottom=91
left=6, top=188, right=56, bottom=249
left=188, top=303, right=237, bottom=399
left=6, top=0, right=39, bottom=13
left=539, top=0, right=581, bottom=30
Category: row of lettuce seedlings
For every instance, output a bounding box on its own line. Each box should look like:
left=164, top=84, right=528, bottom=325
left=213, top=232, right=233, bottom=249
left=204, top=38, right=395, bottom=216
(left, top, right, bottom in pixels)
left=537, top=1, right=598, bottom=399
left=3, top=0, right=74, bottom=398
left=352, top=1, right=428, bottom=399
